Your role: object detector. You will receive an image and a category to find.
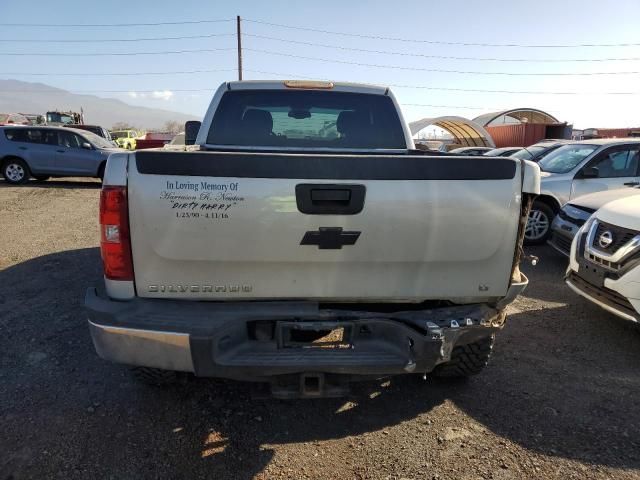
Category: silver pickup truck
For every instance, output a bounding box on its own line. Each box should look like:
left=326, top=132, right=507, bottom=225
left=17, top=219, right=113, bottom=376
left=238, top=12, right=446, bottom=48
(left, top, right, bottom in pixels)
left=85, top=80, right=539, bottom=398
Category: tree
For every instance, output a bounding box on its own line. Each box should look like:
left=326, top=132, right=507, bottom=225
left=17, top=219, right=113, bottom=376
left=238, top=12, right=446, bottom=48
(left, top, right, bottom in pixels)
left=111, top=121, right=138, bottom=131
left=163, top=120, right=183, bottom=134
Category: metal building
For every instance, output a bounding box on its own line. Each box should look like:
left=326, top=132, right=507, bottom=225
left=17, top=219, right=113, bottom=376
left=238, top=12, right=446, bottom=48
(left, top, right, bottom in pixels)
left=473, top=108, right=571, bottom=147
left=408, top=116, right=495, bottom=148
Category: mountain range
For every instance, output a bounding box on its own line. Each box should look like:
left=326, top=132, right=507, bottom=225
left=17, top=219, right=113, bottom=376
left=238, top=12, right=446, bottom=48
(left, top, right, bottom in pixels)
left=0, top=79, right=196, bottom=130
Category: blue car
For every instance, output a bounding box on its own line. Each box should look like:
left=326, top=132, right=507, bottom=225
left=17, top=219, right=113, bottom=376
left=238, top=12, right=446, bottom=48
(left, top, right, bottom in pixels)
left=0, top=126, right=124, bottom=184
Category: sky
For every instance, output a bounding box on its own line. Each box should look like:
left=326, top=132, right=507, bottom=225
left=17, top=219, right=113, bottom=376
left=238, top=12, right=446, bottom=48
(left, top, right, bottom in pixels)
left=2, top=0, right=640, bottom=129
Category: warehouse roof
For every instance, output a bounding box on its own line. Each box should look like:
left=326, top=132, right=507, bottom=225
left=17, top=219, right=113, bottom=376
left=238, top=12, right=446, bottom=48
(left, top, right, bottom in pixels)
left=408, top=116, right=495, bottom=147
left=473, top=108, right=559, bottom=127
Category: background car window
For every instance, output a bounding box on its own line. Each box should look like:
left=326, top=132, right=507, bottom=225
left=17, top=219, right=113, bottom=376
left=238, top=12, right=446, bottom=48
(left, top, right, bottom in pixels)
left=37, top=129, right=59, bottom=146
left=81, top=130, right=112, bottom=149
left=537, top=144, right=598, bottom=173
left=4, top=128, right=28, bottom=142
left=512, top=145, right=546, bottom=160
left=2, top=128, right=51, bottom=143
left=591, top=148, right=640, bottom=178
left=26, top=129, right=43, bottom=143
left=58, top=131, right=83, bottom=149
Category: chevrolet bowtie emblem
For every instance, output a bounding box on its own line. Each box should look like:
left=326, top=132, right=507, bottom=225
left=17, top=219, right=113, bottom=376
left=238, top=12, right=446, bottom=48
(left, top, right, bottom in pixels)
left=300, top=227, right=361, bottom=249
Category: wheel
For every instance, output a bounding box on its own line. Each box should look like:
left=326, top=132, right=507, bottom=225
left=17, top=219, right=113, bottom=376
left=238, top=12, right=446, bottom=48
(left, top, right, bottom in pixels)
left=33, top=175, right=50, bottom=182
left=433, top=336, right=494, bottom=378
left=524, top=201, right=554, bottom=245
left=131, top=367, right=178, bottom=386
left=2, top=158, right=30, bottom=184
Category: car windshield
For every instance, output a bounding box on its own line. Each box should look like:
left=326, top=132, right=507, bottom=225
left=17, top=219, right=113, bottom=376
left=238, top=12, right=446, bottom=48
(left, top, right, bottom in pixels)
left=538, top=144, right=599, bottom=173
left=485, top=148, right=511, bottom=156
left=78, top=130, right=115, bottom=149
left=511, top=145, right=547, bottom=160
left=111, top=131, right=129, bottom=139
left=207, top=90, right=406, bottom=149
left=47, top=113, right=73, bottom=124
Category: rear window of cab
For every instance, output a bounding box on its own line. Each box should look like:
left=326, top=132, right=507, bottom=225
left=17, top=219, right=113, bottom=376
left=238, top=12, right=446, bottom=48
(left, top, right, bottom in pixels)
left=207, top=90, right=406, bottom=149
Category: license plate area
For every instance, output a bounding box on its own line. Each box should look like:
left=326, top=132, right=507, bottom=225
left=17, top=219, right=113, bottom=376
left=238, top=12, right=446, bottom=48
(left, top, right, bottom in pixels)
left=276, top=322, right=354, bottom=349
left=578, top=260, right=608, bottom=288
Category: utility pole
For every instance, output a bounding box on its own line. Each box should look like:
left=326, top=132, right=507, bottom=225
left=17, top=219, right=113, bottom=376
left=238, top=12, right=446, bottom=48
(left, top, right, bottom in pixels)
left=236, top=15, right=243, bottom=81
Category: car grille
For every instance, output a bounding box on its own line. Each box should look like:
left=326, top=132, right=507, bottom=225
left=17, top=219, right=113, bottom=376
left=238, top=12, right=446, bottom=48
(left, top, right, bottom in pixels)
left=568, top=272, right=638, bottom=320
left=549, top=232, right=572, bottom=255
left=593, top=221, right=638, bottom=253
left=585, top=252, right=622, bottom=271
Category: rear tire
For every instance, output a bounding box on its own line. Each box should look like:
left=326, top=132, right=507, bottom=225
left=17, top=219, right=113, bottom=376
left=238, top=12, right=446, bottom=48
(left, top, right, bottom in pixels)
left=131, top=367, right=178, bottom=386
left=2, top=158, right=30, bottom=184
left=433, top=336, right=494, bottom=378
left=524, top=201, right=554, bottom=245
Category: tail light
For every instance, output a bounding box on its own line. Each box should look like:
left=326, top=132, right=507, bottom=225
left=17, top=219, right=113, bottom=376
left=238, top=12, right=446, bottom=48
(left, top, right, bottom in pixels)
left=99, top=186, right=133, bottom=280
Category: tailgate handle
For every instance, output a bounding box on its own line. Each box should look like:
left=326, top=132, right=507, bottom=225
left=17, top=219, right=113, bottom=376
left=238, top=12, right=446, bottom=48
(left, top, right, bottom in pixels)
left=296, top=184, right=366, bottom=215
left=311, top=189, right=351, bottom=203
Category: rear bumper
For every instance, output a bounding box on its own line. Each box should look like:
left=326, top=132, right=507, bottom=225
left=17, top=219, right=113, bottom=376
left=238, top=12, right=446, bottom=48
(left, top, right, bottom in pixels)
left=85, top=278, right=527, bottom=384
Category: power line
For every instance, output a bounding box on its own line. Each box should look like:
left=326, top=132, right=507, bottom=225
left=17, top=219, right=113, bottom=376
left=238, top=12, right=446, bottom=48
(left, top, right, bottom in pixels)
left=0, top=88, right=215, bottom=93
left=0, top=86, right=501, bottom=110
left=245, top=48, right=640, bottom=76
left=0, top=47, right=235, bottom=57
left=403, top=103, right=487, bottom=110
left=1, top=35, right=636, bottom=63
left=1, top=16, right=636, bottom=48
left=0, top=68, right=236, bottom=76
left=0, top=87, right=505, bottom=110
left=244, top=34, right=640, bottom=63
left=1, top=68, right=637, bottom=95
left=244, top=19, right=640, bottom=48
left=0, top=33, right=235, bottom=43
left=244, top=69, right=640, bottom=95
left=389, top=84, right=638, bottom=95
left=0, top=19, right=234, bottom=27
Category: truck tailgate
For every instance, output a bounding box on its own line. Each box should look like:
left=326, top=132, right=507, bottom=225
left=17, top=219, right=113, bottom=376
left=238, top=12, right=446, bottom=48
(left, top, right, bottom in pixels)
left=128, top=150, right=522, bottom=301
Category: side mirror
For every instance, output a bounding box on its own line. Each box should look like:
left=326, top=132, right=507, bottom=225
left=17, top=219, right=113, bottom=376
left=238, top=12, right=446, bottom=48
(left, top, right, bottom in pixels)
left=184, top=120, right=201, bottom=146
left=580, top=166, right=599, bottom=178
left=81, top=142, right=92, bottom=150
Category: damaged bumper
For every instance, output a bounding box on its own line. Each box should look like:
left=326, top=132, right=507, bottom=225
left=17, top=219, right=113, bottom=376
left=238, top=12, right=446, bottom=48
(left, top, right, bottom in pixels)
left=86, top=276, right=527, bottom=396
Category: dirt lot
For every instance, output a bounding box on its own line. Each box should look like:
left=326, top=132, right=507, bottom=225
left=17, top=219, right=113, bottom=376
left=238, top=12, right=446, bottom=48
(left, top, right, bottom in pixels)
left=1, top=178, right=639, bottom=480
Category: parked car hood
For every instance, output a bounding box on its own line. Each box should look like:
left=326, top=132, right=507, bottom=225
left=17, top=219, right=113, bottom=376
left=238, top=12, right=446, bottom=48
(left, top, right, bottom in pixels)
left=569, top=187, right=640, bottom=210
left=595, top=196, right=640, bottom=231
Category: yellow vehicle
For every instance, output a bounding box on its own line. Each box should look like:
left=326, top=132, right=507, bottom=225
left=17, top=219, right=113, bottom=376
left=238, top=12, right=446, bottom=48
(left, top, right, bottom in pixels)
left=110, top=130, right=139, bottom=150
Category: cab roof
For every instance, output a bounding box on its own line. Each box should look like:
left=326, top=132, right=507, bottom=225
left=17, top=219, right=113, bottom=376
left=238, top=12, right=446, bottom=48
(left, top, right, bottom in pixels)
left=226, top=80, right=389, bottom=96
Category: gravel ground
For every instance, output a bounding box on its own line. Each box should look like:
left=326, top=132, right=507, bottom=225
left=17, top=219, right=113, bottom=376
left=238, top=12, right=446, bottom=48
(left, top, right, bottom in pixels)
left=1, top=178, right=639, bottom=480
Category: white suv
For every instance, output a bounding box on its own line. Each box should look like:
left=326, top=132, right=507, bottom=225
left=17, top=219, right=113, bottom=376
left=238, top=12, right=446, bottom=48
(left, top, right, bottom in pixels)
left=566, top=196, right=640, bottom=323
left=525, top=139, right=640, bottom=244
